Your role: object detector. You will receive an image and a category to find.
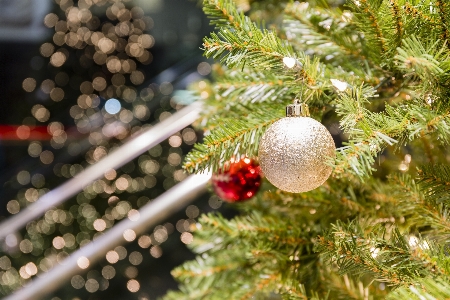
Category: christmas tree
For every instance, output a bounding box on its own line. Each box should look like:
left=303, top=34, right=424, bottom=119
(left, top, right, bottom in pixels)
left=165, top=0, right=450, bottom=299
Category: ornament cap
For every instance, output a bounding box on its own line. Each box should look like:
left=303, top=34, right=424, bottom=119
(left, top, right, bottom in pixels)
left=286, top=100, right=310, bottom=117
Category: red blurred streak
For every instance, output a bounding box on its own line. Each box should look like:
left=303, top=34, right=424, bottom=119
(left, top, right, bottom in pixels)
left=0, top=125, right=81, bottom=141
left=0, top=125, right=51, bottom=140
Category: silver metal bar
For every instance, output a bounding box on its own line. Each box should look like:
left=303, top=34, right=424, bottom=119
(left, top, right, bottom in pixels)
left=5, top=173, right=211, bottom=300
left=0, top=101, right=203, bottom=241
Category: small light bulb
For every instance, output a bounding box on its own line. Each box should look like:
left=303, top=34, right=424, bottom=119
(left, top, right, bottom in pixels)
left=330, top=79, right=348, bottom=91
left=283, top=57, right=296, bottom=68
left=408, top=236, right=419, bottom=248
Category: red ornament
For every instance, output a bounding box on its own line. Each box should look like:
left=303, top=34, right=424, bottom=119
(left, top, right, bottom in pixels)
left=212, top=157, right=261, bottom=202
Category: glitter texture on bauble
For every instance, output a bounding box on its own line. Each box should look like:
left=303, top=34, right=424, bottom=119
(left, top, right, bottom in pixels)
left=258, top=102, right=335, bottom=193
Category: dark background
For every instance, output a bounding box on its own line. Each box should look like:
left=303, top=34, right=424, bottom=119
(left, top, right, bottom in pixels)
left=0, top=0, right=226, bottom=299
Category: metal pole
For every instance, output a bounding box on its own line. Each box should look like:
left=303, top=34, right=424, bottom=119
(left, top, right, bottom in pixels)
left=5, top=173, right=211, bottom=300
left=0, top=101, right=203, bottom=241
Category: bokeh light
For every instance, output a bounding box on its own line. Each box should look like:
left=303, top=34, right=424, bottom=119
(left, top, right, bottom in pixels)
left=105, top=98, right=122, bottom=114
left=77, top=257, right=90, bottom=269
left=127, top=279, right=140, bottom=292
left=1, top=0, right=212, bottom=297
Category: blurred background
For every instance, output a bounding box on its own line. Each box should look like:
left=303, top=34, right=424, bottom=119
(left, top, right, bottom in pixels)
left=0, top=0, right=225, bottom=299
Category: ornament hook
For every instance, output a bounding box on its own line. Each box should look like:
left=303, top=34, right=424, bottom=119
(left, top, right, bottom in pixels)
left=286, top=100, right=310, bottom=117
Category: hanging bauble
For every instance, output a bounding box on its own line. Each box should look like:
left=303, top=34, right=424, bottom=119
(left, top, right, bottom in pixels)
left=212, top=157, right=261, bottom=202
left=258, top=101, right=335, bottom=193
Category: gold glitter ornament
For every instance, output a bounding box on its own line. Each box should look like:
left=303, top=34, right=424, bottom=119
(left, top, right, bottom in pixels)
left=258, top=102, right=335, bottom=193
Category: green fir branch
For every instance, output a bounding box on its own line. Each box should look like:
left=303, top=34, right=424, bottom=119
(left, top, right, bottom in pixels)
left=346, top=0, right=387, bottom=64
left=191, top=212, right=313, bottom=254
left=376, top=0, right=403, bottom=60
left=201, top=0, right=326, bottom=91
left=282, top=2, right=386, bottom=87
left=315, top=221, right=439, bottom=287
left=333, top=85, right=401, bottom=178
left=283, top=3, right=363, bottom=62
left=387, top=277, right=450, bottom=300
left=166, top=254, right=266, bottom=300
left=406, top=103, right=450, bottom=143
left=324, top=272, right=387, bottom=300
left=202, top=0, right=296, bottom=69
left=334, top=130, right=397, bottom=178
left=183, top=105, right=283, bottom=173
left=214, top=69, right=297, bottom=104
left=402, top=2, right=439, bottom=34
left=167, top=211, right=319, bottom=299
left=186, top=68, right=292, bottom=129
left=394, top=36, right=448, bottom=92
left=334, top=82, right=450, bottom=178
left=436, top=0, right=450, bottom=47
left=418, top=164, right=450, bottom=205
left=388, top=0, right=403, bottom=48
left=388, top=173, right=450, bottom=238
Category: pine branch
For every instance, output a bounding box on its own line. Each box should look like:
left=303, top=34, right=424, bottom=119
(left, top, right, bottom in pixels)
left=240, top=274, right=279, bottom=300
left=315, top=221, right=440, bottom=287
left=387, top=277, right=450, bottom=300
left=240, top=179, right=365, bottom=220
left=214, top=69, right=297, bottom=104
left=418, top=164, right=450, bottom=205
left=202, top=0, right=247, bottom=29
left=333, top=85, right=400, bottom=178
left=203, top=31, right=289, bottom=70
left=283, top=3, right=364, bottom=62
left=192, top=212, right=313, bottom=252
left=401, top=2, right=449, bottom=56
left=183, top=105, right=282, bottom=173
left=333, top=82, right=450, bottom=178
left=406, top=103, right=450, bottom=144
left=241, top=173, right=412, bottom=231
left=333, top=131, right=397, bottom=178
left=166, top=255, right=258, bottom=299
left=189, top=72, right=292, bottom=131
left=324, top=272, right=387, bottom=300
left=402, top=3, right=439, bottom=30
left=201, top=0, right=326, bottom=93
left=282, top=2, right=389, bottom=87
left=384, top=174, right=450, bottom=238
left=394, top=36, right=448, bottom=92
left=202, top=0, right=295, bottom=70
left=167, top=211, right=321, bottom=299
left=388, top=0, right=403, bottom=48
left=376, top=0, right=403, bottom=59
left=436, top=0, right=450, bottom=48
left=346, top=0, right=387, bottom=64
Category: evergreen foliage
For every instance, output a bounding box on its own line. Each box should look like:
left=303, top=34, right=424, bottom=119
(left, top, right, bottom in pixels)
left=168, top=0, right=450, bottom=299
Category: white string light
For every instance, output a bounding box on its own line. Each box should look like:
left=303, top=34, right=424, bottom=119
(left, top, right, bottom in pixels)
left=5, top=173, right=211, bottom=300
left=0, top=101, right=203, bottom=241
